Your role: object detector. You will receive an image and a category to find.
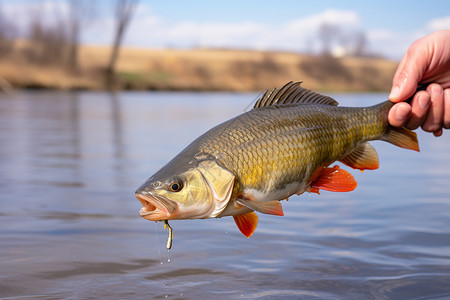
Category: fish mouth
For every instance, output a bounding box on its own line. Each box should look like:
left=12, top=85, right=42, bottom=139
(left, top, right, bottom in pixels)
left=135, top=192, right=178, bottom=221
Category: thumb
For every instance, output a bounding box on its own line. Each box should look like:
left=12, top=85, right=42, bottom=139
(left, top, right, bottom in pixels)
left=389, top=75, right=419, bottom=103
left=389, top=42, right=428, bottom=102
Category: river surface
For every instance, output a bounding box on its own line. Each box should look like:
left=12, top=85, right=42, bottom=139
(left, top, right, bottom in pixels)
left=1, top=90, right=450, bottom=300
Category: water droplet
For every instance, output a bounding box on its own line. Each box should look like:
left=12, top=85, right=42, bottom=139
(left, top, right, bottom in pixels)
left=167, top=258, right=171, bottom=263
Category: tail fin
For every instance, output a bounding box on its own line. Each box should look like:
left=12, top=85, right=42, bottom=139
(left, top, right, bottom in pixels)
left=377, top=100, right=420, bottom=152
left=381, top=126, right=420, bottom=152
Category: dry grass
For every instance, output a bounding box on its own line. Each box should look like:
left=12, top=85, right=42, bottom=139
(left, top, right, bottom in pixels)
left=0, top=43, right=399, bottom=92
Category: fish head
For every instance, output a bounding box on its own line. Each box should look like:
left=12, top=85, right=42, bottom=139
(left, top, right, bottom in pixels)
left=136, top=156, right=235, bottom=221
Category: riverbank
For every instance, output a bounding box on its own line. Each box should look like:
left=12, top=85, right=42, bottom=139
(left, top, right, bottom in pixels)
left=0, top=44, right=398, bottom=92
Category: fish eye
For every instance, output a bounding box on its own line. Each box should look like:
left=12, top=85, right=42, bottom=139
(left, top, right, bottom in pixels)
left=169, top=180, right=183, bottom=192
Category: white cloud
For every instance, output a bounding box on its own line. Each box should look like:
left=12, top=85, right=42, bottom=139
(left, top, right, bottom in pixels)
left=118, top=7, right=363, bottom=55
left=367, top=15, right=450, bottom=60
left=367, top=29, right=397, bottom=41
left=286, top=8, right=360, bottom=32
left=367, top=29, right=418, bottom=59
left=426, top=15, right=450, bottom=31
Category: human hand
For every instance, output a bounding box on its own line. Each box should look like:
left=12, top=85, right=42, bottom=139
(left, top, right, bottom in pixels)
left=388, top=30, right=450, bottom=136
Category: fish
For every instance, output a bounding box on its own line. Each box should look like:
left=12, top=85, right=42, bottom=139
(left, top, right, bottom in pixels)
left=135, top=81, right=419, bottom=239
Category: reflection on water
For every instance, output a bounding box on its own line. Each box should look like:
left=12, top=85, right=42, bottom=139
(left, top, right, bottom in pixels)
left=1, top=90, right=450, bottom=299
left=42, top=259, right=159, bottom=279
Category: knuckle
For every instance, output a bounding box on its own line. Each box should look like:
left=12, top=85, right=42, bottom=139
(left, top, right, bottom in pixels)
left=427, top=83, right=443, bottom=95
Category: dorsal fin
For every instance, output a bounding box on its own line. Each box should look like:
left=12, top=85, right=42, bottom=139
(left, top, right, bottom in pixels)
left=253, top=81, right=339, bottom=109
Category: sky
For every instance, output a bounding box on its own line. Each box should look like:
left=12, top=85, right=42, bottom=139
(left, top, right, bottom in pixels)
left=1, top=0, right=450, bottom=60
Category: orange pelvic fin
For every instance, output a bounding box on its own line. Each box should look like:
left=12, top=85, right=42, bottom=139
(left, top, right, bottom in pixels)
left=340, top=142, right=379, bottom=170
left=233, top=212, right=259, bottom=238
left=237, top=198, right=284, bottom=216
left=311, top=165, right=357, bottom=192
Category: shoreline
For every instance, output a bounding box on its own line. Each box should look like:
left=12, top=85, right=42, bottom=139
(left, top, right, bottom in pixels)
left=0, top=45, right=398, bottom=93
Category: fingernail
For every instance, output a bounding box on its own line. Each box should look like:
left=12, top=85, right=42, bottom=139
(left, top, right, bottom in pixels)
left=395, top=105, right=410, bottom=121
left=418, top=94, right=430, bottom=109
left=389, top=85, right=400, bottom=99
left=431, top=84, right=442, bottom=96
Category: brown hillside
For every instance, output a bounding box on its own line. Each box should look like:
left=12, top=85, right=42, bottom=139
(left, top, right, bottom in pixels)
left=0, top=43, right=398, bottom=92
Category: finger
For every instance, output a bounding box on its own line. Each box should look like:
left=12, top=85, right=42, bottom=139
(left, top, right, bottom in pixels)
left=444, top=88, right=450, bottom=129
left=405, top=91, right=430, bottom=130
left=433, top=128, right=443, bottom=137
left=421, top=84, right=444, bottom=133
left=388, top=102, right=411, bottom=127
left=389, top=56, right=415, bottom=102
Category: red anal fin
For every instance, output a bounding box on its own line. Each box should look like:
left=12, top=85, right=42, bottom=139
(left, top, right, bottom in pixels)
left=309, top=187, right=320, bottom=194
left=311, top=165, right=357, bottom=192
left=233, top=212, right=259, bottom=238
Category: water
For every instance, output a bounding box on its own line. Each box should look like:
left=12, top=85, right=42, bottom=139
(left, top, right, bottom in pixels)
left=1, top=90, right=450, bottom=300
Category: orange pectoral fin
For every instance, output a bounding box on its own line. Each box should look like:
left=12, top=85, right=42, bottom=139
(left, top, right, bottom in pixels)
left=233, top=212, right=259, bottom=238
left=311, top=165, right=357, bottom=192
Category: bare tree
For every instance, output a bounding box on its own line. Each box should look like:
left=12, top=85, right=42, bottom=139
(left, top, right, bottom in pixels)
left=67, top=0, right=80, bottom=71
left=0, top=1, right=17, bottom=55
left=25, top=4, right=70, bottom=65
left=353, top=31, right=367, bottom=57
left=66, top=0, right=96, bottom=72
left=106, top=0, right=139, bottom=76
left=318, top=23, right=339, bottom=56
left=317, top=22, right=370, bottom=58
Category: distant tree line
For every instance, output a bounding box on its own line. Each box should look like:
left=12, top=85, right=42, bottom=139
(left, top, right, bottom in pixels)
left=317, top=22, right=370, bottom=58
left=297, top=22, right=383, bottom=85
left=0, top=1, right=16, bottom=56
left=0, top=1, right=383, bottom=91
